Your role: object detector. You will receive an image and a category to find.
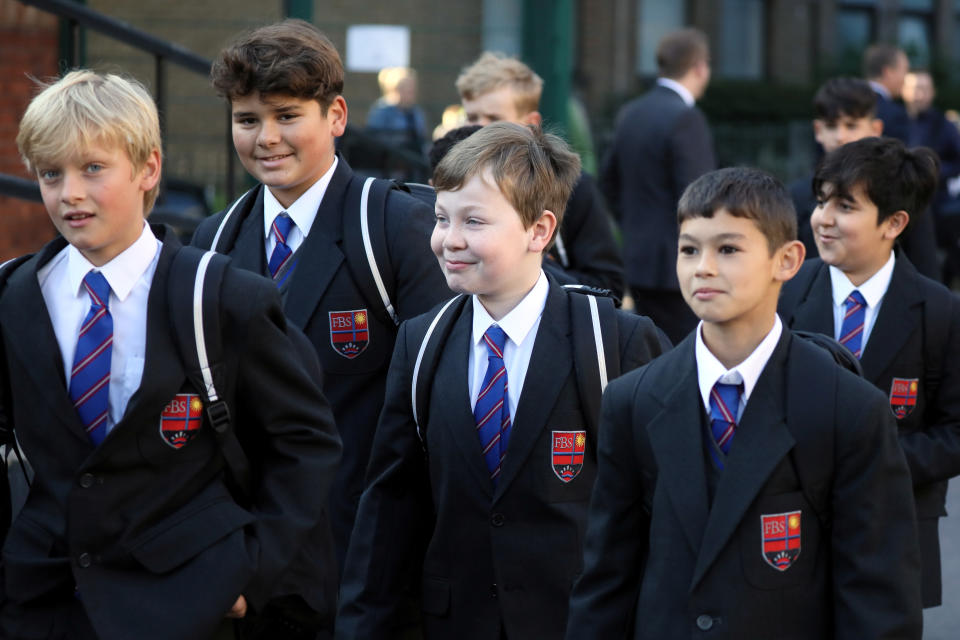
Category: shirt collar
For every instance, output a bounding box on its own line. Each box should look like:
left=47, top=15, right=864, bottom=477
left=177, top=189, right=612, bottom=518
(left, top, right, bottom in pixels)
left=263, top=155, right=338, bottom=238
left=657, top=77, right=695, bottom=107
left=66, top=222, right=159, bottom=302
left=869, top=80, right=891, bottom=100
left=696, top=314, right=783, bottom=410
left=828, top=250, right=895, bottom=309
left=472, top=271, right=549, bottom=350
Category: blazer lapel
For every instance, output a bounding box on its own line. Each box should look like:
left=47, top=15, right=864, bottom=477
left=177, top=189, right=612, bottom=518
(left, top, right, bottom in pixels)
left=787, top=262, right=834, bottom=336
left=646, top=338, right=710, bottom=556
left=1, top=240, right=91, bottom=446
left=283, top=162, right=352, bottom=329
left=494, top=283, right=573, bottom=502
left=690, top=333, right=795, bottom=589
left=229, top=186, right=268, bottom=276
left=859, top=257, right=922, bottom=380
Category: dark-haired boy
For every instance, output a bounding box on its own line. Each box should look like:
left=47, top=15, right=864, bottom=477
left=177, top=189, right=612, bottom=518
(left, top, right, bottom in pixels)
left=337, top=123, right=669, bottom=639
left=567, top=166, right=921, bottom=638
left=780, top=136, right=960, bottom=609
left=191, top=18, right=450, bottom=634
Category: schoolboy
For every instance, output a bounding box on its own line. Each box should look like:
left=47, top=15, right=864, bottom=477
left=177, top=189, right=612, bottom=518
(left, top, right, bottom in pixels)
left=1, top=70, right=341, bottom=640
left=336, top=123, right=669, bottom=639
left=780, top=136, right=960, bottom=609
left=567, top=167, right=922, bottom=638
left=192, top=19, right=450, bottom=600
left=456, top=52, right=625, bottom=296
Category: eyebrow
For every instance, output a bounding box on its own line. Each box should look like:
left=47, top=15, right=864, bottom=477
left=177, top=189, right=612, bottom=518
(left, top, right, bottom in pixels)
left=678, top=231, right=746, bottom=242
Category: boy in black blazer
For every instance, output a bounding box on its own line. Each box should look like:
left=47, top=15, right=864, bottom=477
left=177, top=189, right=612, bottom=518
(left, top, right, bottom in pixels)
left=1, top=70, right=340, bottom=640
left=336, top=123, right=669, bottom=639
left=567, top=167, right=921, bottom=639
left=780, top=136, right=960, bottom=608
left=191, top=20, right=451, bottom=613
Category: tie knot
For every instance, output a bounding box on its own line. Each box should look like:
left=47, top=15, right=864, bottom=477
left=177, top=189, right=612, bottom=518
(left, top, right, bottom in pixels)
left=272, top=212, right=295, bottom=243
left=846, top=290, right=866, bottom=309
left=482, top=325, right=508, bottom=358
left=82, top=271, right=111, bottom=307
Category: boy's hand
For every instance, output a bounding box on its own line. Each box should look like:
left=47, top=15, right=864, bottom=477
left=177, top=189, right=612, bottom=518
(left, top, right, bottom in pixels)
left=226, top=595, right=247, bottom=618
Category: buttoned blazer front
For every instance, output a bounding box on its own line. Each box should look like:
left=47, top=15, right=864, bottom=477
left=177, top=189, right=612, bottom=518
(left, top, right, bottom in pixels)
left=601, top=84, right=715, bottom=292
left=0, top=231, right=341, bottom=640
left=337, top=278, right=668, bottom=640
left=191, top=156, right=451, bottom=569
left=779, top=255, right=960, bottom=605
left=566, top=332, right=921, bottom=640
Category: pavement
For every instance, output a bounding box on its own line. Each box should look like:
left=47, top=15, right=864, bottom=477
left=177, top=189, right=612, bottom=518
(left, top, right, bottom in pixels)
left=923, top=478, right=960, bottom=639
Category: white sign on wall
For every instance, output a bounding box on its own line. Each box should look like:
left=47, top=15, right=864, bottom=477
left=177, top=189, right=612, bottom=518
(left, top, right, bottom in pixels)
left=346, top=25, right=411, bottom=72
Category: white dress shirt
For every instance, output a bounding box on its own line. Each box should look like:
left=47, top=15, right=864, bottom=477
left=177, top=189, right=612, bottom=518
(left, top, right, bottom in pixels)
left=657, top=77, right=696, bottom=107
left=469, top=271, right=549, bottom=419
left=695, top=315, right=783, bottom=421
left=38, top=223, right=161, bottom=434
left=828, top=251, right=895, bottom=354
left=263, top=155, right=338, bottom=258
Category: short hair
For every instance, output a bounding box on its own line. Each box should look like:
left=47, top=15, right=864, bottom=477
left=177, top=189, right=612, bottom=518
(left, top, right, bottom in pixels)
left=455, top=52, right=543, bottom=116
left=656, top=28, right=709, bottom=79
left=813, top=137, right=939, bottom=229
left=863, top=43, right=904, bottom=80
left=433, top=122, right=580, bottom=242
left=428, top=124, right=482, bottom=172
left=813, top=77, right=877, bottom=121
left=677, top=167, right=797, bottom=254
left=211, top=19, right=343, bottom=110
left=17, top=70, right=162, bottom=213
left=378, top=66, right=415, bottom=95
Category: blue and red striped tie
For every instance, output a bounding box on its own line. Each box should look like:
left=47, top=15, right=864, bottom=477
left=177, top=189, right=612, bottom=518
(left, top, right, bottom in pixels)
left=475, top=325, right=511, bottom=485
left=69, top=271, right=112, bottom=445
left=709, top=381, right=742, bottom=469
left=839, top=290, right=866, bottom=359
left=268, top=212, right=295, bottom=282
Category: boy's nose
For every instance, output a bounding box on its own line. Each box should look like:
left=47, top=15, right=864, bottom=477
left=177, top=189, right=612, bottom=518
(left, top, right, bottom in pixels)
left=59, top=171, right=84, bottom=203
left=694, top=251, right=716, bottom=276
left=257, top=121, right=281, bottom=146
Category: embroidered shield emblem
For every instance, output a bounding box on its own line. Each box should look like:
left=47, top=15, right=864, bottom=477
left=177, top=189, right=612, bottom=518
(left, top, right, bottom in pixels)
left=889, top=378, right=919, bottom=419
left=552, top=430, right=586, bottom=483
left=329, top=309, right=370, bottom=359
left=761, top=510, right=801, bottom=571
left=159, top=393, right=203, bottom=449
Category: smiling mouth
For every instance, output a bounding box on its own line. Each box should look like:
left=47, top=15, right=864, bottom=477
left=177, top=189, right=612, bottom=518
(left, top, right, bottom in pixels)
left=64, top=212, right=94, bottom=221
left=258, top=153, right=293, bottom=162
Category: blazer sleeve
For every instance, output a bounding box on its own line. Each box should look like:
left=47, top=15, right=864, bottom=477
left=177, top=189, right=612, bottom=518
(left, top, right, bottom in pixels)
left=227, top=274, right=343, bottom=609
left=898, top=291, right=960, bottom=486
left=384, top=191, right=453, bottom=321
left=669, top=107, right=715, bottom=199
left=565, top=373, right=650, bottom=639
left=336, top=320, right=433, bottom=639
left=618, top=313, right=672, bottom=375
left=831, top=379, right=922, bottom=639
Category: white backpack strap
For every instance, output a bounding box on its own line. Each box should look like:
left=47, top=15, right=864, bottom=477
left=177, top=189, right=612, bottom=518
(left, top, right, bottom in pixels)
left=554, top=232, right=570, bottom=268
left=360, top=177, right=400, bottom=326
left=411, top=295, right=463, bottom=440
left=586, top=294, right=608, bottom=392
left=209, top=188, right=253, bottom=252
left=192, top=251, right=219, bottom=402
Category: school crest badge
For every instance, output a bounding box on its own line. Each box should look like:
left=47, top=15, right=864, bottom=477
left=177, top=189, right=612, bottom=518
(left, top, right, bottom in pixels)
left=889, top=378, right=919, bottom=419
left=329, top=309, right=369, bottom=359
left=761, top=510, right=801, bottom=571
left=159, top=393, right=203, bottom=449
left=552, top=430, right=586, bottom=483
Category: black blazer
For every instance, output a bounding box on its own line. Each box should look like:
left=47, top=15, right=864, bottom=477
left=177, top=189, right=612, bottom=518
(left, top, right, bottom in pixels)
left=0, top=232, right=341, bottom=640
left=567, top=331, right=922, bottom=639
left=874, top=89, right=910, bottom=143
left=601, top=84, right=715, bottom=291
left=336, top=279, right=669, bottom=639
left=779, top=256, right=960, bottom=606
left=192, top=156, right=452, bottom=570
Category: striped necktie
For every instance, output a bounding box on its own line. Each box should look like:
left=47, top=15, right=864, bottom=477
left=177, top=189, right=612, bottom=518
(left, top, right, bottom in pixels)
left=709, top=381, right=742, bottom=469
left=839, top=290, right=867, bottom=359
left=474, top=325, right=511, bottom=485
left=69, top=271, right=113, bottom=445
left=268, top=212, right=295, bottom=282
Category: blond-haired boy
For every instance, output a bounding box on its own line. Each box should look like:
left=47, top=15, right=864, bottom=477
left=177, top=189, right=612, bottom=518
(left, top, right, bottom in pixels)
left=1, top=70, right=340, bottom=640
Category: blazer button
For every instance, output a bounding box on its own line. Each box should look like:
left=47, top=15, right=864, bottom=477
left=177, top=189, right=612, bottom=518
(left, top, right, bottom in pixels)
left=77, top=553, right=92, bottom=568
left=696, top=614, right=714, bottom=631
left=79, top=473, right=95, bottom=488
left=490, top=513, right=505, bottom=527
left=489, top=583, right=498, bottom=598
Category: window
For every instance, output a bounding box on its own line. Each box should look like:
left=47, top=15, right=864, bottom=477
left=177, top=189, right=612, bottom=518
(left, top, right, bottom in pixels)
left=636, top=0, right=685, bottom=76
left=718, top=0, right=765, bottom=79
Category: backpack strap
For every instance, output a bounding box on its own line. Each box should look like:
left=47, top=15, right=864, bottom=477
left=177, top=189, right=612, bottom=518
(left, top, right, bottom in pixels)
left=208, top=187, right=257, bottom=253
left=343, top=176, right=400, bottom=326
left=411, top=295, right=469, bottom=447
left=168, top=246, right=253, bottom=499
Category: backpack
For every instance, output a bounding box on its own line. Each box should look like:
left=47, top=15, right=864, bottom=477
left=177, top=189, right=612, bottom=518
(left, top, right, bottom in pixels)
left=409, top=286, right=621, bottom=453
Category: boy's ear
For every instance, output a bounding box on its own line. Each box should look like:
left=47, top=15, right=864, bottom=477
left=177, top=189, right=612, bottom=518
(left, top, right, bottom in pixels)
left=138, top=149, right=162, bottom=192
left=528, top=209, right=557, bottom=252
left=812, top=120, right=826, bottom=146
left=870, top=118, right=883, bottom=136
left=521, top=111, right=542, bottom=127
left=327, top=95, right=349, bottom=137
left=774, top=239, right=806, bottom=283
left=881, top=210, right=910, bottom=240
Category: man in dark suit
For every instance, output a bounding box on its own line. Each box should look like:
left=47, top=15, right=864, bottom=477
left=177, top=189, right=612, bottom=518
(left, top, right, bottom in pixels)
left=864, top=43, right=910, bottom=144
left=780, top=137, right=960, bottom=608
left=602, top=28, right=715, bottom=343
